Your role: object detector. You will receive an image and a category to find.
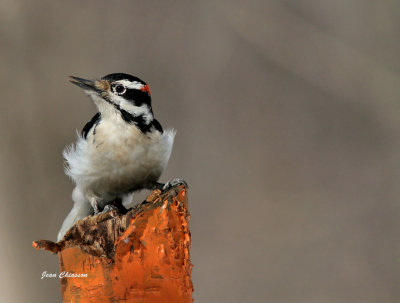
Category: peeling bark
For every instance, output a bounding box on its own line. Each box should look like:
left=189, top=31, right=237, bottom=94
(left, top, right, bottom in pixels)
left=33, top=184, right=193, bottom=303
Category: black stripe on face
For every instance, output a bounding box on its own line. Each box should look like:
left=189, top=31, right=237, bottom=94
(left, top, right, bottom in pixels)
left=121, top=88, right=152, bottom=108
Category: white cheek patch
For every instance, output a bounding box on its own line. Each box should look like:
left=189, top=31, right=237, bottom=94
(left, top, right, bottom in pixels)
left=113, top=80, right=144, bottom=90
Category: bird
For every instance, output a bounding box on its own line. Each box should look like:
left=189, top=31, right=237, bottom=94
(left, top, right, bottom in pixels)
left=57, top=73, right=177, bottom=241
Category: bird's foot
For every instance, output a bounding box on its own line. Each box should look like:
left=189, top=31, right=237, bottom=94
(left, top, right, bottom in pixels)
left=145, top=179, right=187, bottom=194
left=99, top=204, right=118, bottom=214
left=162, top=178, right=188, bottom=191
left=97, top=198, right=129, bottom=215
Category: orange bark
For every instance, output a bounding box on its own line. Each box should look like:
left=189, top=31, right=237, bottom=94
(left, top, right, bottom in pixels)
left=33, top=184, right=193, bottom=303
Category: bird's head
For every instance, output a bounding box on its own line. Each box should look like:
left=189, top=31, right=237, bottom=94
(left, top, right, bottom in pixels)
left=69, top=73, right=153, bottom=124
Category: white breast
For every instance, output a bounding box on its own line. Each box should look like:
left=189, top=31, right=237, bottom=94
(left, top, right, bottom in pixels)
left=63, top=116, right=175, bottom=199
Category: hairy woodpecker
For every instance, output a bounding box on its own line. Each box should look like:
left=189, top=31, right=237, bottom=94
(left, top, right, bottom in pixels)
left=57, top=73, right=176, bottom=241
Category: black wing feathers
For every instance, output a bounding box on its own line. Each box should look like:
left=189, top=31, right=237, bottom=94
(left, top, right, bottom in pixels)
left=152, top=119, right=163, bottom=133
left=81, top=113, right=101, bottom=139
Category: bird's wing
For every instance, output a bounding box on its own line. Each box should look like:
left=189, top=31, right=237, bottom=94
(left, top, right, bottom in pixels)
left=152, top=119, right=164, bottom=133
left=81, top=113, right=101, bottom=139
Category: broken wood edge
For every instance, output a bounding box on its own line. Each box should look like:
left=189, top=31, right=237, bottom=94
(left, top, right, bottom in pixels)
left=32, top=182, right=189, bottom=260
left=34, top=181, right=193, bottom=302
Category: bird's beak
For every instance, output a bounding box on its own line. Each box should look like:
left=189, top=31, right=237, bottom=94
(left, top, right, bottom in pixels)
left=69, top=76, right=102, bottom=93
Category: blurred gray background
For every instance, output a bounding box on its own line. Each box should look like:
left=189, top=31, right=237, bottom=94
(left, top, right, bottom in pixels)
left=0, top=1, right=399, bottom=302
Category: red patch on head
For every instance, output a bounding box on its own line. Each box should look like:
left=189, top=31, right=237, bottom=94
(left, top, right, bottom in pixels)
left=141, top=84, right=151, bottom=95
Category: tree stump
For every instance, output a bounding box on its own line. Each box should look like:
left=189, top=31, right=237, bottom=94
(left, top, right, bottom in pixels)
left=33, top=183, right=193, bottom=303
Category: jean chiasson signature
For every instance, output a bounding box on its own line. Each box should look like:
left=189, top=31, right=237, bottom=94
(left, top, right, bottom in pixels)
left=41, top=271, right=88, bottom=279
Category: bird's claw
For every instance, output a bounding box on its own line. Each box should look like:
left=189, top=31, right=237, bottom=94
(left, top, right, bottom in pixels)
left=99, top=204, right=118, bottom=214
left=162, top=178, right=187, bottom=191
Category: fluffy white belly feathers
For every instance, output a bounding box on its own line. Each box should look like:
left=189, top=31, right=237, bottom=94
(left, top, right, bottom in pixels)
left=64, top=120, right=175, bottom=197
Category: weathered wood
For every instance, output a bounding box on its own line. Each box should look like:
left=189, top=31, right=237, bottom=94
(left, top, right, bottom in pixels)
left=33, top=184, right=193, bottom=303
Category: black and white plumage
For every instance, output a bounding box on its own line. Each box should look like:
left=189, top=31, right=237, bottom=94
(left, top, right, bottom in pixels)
left=57, top=73, right=175, bottom=241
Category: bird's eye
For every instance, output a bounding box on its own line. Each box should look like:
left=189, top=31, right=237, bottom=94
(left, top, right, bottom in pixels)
left=114, top=85, right=126, bottom=95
